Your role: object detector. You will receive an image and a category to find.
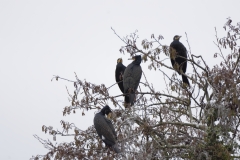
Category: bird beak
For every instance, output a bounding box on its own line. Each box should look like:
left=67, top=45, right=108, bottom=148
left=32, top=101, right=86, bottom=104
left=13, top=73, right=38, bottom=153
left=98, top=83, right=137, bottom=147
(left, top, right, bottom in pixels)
left=128, top=57, right=135, bottom=60
left=107, top=112, right=112, bottom=119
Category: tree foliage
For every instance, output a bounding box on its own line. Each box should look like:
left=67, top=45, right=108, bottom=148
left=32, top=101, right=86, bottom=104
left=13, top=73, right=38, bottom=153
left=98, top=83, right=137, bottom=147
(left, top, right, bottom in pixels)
left=31, top=19, right=240, bottom=160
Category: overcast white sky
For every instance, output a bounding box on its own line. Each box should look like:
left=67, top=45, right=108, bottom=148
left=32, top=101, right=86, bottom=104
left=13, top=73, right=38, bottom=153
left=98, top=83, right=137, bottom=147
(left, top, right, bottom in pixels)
left=0, top=1, right=239, bottom=159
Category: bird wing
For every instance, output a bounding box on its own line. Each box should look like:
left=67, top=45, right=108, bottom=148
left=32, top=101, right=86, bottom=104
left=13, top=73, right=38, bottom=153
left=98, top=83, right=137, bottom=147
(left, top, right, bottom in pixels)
left=123, top=64, right=142, bottom=92
left=94, top=113, right=116, bottom=146
left=169, top=46, right=178, bottom=69
left=94, top=114, right=103, bottom=138
left=180, top=42, right=187, bottom=73
left=123, top=63, right=134, bottom=93
left=132, top=66, right=142, bottom=90
left=180, top=41, right=187, bottom=55
left=104, top=116, right=117, bottom=139
left=170, top=41, right=188, bottom=74
left=120, top=63, right=126, bottom=72
left=115, top=64, right=122, bottom=82
left=115, top=63, right=126, bottom=80
left=176, top=42, right=187, bottom=73
left=115, top=63, right=126, bottom=93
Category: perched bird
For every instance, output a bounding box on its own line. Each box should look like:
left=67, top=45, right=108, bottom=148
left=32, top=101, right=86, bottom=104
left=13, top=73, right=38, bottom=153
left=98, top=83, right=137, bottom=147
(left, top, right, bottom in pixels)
left=123, top=55, right=142, bottom=106
left=115, top=58, right=129, bottom=104
left=93, top=105, right=121, bottom=153
left=115, top=58, right=126, bottom=93
left=169, top=35, right=190, bottom=86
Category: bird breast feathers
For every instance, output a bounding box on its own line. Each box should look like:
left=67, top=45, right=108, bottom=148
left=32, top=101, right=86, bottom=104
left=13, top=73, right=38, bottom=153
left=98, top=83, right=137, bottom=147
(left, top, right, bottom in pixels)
left=170, top=47, right=178, bottom=60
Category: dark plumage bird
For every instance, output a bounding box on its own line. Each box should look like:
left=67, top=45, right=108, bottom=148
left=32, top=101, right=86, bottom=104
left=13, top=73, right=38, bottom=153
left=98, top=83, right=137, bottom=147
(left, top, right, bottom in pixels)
left=169, top=35, right=190, bottom=86
left=115, top=58, right=129, bottom=104
left=93, top=105, right=121, bottom=153
left=115, top=58, right=126, bottom=93
left=123, top=55, right=142, bottom=106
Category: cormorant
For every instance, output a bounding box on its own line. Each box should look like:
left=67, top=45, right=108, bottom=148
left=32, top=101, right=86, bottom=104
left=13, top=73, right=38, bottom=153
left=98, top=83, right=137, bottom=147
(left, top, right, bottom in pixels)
left=169, top=35, right=190, bottom=86
left=93, top=105, right=121, bottom=153
left=115, top=58, right=130, bottom=104
left=115, top=58, right=126, bottom=93
left=123, top=55, right=142, bottom=106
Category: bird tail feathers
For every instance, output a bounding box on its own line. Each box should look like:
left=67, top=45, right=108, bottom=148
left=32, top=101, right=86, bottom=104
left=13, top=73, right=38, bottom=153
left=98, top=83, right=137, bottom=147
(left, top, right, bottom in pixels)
left=182, top=75, right=190, bottom=86
left=129, top=93, right=135, bottom=106
left=124, top=95, right=130, bottom=104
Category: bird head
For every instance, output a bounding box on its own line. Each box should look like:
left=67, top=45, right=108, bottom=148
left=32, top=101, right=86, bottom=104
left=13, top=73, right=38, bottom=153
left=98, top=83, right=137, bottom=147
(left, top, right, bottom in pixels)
left=101, top=105, right=112, bottom=119
left=173, top=35, right=181, bottom=41
left=128, top=55, right=142, bottom=61
left=128, top=55, right=142, bottom=64
left=117, top=58, right=123, bottom=63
